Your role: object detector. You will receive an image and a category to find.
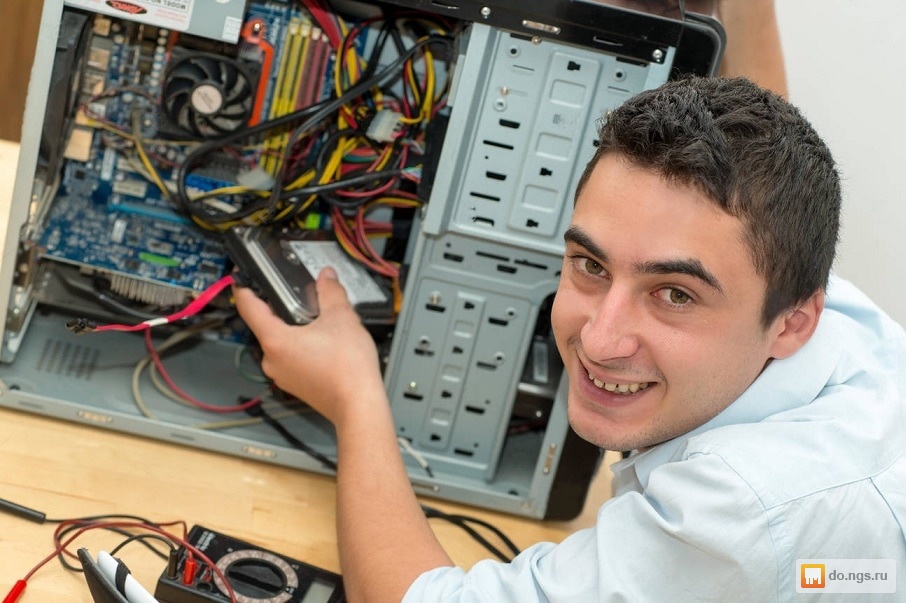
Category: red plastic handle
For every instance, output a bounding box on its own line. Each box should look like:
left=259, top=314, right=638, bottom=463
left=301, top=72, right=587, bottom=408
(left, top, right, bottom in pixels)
left=3, top=580, right=27, bottom=603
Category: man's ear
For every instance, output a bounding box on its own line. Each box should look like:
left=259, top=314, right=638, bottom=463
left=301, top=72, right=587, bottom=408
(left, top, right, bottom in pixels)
left=768, top=290, right=824, bottom=360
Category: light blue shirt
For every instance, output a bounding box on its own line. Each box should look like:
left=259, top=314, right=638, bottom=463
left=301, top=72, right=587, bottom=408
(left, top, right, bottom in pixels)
left=405, top=276, right=906, bottom=602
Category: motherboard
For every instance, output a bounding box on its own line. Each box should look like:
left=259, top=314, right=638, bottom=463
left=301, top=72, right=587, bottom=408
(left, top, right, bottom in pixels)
left=33, top=0, right=449, bottom=313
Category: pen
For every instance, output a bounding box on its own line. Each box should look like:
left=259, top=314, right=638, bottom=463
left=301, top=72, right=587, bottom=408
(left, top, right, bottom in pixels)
left=96, top=551, right=160, bottom=603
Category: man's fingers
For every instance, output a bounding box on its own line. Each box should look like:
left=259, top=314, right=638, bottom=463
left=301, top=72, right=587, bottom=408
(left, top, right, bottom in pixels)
left=314, top=267, right=354, bottom=313
left=234, top=267, right=354, bottom=331
left=232, top=285, right=283, bottom=332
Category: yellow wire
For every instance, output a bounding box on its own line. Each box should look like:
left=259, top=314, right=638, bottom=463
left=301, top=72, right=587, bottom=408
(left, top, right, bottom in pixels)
left=130, top=113, right=174, bottom=201
left=399, top=41, right=436, bottom=124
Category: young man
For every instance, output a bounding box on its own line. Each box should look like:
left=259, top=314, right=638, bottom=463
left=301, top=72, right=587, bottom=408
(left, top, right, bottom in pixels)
left=233, top=77, right=906, bottom=601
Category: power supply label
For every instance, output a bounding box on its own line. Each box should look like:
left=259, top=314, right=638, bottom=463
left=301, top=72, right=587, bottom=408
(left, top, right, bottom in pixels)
left=64, top=0, right=244, bottom=42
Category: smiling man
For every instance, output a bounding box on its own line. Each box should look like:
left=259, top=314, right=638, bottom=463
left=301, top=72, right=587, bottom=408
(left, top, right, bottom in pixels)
left=234, top=76, right=906, bottom=601
left=555, top=154, right=806, bottom=453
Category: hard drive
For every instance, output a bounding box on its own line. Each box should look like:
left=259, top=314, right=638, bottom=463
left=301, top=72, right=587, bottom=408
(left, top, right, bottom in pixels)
left=223, top=226, right=395, bottom=325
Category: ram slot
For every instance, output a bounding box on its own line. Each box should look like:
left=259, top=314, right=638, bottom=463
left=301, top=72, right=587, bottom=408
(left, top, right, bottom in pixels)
left=261, top=16, right=309, bottom=176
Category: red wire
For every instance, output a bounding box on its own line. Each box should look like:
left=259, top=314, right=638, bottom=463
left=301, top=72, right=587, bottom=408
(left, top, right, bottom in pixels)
left=354, top=207, right=398, bottom=278
left=335, top=143, right=408, bottom=199
left=51, top=518, right=188, bottom=563
left=331, top=207, right=374, bottom=268
left=143, top=328, right=262, bottom=414
left=93, top=274, right=235, bottom=333
left=303, top=0, right=343, bottom=49
left=158, top=274, right=236, bottom=324
left=13, top=519, right=237, bottom=603
left=3, top=581, right=26, bottom=603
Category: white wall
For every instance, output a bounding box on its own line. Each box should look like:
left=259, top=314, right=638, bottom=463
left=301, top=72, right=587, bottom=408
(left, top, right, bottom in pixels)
left=776, top=0, right=906, bottom=325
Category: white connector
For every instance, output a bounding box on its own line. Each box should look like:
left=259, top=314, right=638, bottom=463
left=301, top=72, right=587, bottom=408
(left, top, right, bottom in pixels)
left=367, top=110, right=405, bottom=142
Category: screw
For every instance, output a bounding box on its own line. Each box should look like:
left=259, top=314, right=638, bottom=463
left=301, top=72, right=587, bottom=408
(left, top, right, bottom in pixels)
left=408, top=381, right=418, bottom=391
left=480, top=6, right=491, bottom=18
left=652, top=48, right=664, bottom=62
left=429, top=292, right=441, bottom=305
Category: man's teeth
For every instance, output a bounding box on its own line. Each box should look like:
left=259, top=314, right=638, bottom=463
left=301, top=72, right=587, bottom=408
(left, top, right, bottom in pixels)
left=588, top=371, right=649, bottom=394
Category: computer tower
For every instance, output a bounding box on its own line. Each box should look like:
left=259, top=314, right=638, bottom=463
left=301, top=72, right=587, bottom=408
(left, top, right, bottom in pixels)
left=0, top=0, right=723, bottom=519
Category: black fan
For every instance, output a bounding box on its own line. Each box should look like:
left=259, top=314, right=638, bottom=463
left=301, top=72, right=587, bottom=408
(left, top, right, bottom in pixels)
left=160, top=50, right=256, bottom=138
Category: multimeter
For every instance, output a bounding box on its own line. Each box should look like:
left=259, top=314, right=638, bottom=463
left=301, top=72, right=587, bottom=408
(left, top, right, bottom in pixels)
left=154, top=525, right=345, bottom=603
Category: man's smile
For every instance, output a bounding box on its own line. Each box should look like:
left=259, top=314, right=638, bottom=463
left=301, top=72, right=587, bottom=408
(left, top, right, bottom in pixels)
left=586, top=372, right=652, bottom=394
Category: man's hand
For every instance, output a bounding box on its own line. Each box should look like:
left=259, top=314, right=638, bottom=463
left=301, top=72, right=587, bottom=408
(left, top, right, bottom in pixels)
left=232, top=267, right=384, bottom=427
left=233, top=267, right=454, bottom=602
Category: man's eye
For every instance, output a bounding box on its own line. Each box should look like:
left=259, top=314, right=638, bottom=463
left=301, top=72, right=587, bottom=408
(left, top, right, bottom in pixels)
left=582, top=258, right=604, bottom=275
left=660, top=287, right=693, bottom=306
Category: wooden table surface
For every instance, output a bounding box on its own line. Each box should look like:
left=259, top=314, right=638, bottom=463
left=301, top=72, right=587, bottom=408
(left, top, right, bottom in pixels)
left=0, top=139, right=614, bottom=601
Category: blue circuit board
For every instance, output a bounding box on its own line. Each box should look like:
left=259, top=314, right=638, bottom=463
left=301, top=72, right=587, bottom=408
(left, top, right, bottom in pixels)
left=40, top=156, right=227, bottom=293
left=37, top=1, right=359, bottom=295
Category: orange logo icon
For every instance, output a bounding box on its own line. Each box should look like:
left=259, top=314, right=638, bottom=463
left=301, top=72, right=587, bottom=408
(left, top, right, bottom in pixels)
left=801, top=564, right=825, bottom=589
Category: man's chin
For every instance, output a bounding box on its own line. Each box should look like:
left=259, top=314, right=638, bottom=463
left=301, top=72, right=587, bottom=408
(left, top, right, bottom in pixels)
left=566, top=398, right=676, bottom=452
left=567, top=406, right=633, bottom=452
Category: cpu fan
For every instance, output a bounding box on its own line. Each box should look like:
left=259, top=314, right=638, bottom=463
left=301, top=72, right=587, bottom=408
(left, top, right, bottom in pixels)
left=160, top=49, right=257, bottom=138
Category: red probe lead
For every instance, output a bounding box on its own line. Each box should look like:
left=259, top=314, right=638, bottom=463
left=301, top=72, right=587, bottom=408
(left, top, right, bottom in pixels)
left=3, top=579, right=27, bottom=603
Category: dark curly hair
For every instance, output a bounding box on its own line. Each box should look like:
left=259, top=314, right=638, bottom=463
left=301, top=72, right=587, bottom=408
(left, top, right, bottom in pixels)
left=577, top=76, right=841, bottom=326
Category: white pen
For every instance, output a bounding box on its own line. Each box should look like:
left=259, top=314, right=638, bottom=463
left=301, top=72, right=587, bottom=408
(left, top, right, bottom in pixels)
left=96, top=550, right=161, bottom=603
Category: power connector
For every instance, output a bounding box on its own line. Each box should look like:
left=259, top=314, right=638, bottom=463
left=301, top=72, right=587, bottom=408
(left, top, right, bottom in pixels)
left=366, top=110, right=404, bottom=142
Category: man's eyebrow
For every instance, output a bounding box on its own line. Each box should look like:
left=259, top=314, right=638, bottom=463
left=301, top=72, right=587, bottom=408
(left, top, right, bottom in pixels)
left=563, top=226, right=725, bottom=295
left=563, top=226, right=609, bottom=263
left=635, top=258, right=725, bottom=295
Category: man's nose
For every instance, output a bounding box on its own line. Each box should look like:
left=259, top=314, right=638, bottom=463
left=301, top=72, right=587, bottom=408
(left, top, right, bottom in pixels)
left=580, top=286, right=641, bottom=361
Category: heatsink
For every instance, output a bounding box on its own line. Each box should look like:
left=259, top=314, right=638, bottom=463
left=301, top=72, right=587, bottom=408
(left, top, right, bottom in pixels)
left=108, top=273, right=190, bottom=307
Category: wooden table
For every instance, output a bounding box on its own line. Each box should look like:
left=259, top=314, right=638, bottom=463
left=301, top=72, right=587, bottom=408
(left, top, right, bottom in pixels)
left=0, top=139, right=614, bottom=600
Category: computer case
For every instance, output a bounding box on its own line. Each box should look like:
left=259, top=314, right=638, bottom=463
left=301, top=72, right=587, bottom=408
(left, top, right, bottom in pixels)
left=0, top=0, right=723, bottom=519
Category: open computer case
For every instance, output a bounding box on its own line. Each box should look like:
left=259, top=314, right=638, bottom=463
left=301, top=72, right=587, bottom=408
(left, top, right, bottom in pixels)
left=0, top=0, right=723, bottom=519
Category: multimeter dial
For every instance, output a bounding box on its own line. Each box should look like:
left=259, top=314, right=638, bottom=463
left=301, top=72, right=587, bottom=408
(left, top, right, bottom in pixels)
left=213, top=548, right=299, bottom=603
left=154, top=525, right=345, bottom=603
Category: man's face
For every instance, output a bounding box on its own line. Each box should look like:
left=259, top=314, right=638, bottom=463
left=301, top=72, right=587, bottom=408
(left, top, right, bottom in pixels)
left=552, top=154, right=784, bottom=451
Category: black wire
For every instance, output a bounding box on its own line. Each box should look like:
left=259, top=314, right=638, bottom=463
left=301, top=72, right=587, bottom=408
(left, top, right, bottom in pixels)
left=56, top=269, right=166, bottom=321
left=49, top=514, right=176, bottom=572
left=269, top=34, right=451, bottom=206
left=174, top=100, right=332, bottom=220
left=239, top=399, right=520, bottom=562
left=421, top=504, right=522, bottom=562
left=108, top=533, right=176, bottom=557
left=360, top=20, right=397, bottom=87
left=175, top=33, right=452, bottom=226
left=244, top=400, right=339, bottom=472
left=45, top=512, right=168, bottom=526
left=238, top=404, right=521, bottom=562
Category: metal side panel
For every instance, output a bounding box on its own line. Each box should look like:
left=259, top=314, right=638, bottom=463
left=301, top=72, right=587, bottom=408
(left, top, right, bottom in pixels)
left=422, top=23, right=674, bottom=256
left=385, top=231, right=562, bottom=482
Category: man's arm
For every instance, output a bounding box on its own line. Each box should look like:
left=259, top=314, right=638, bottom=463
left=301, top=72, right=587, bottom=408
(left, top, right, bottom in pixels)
left=233, top=269, right=454, bottom=602
left=716, top=0, right=788, bottom=96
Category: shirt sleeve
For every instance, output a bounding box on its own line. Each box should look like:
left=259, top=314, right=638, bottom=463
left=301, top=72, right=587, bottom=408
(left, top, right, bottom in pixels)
left=404, top=452, right=782, bottom=602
